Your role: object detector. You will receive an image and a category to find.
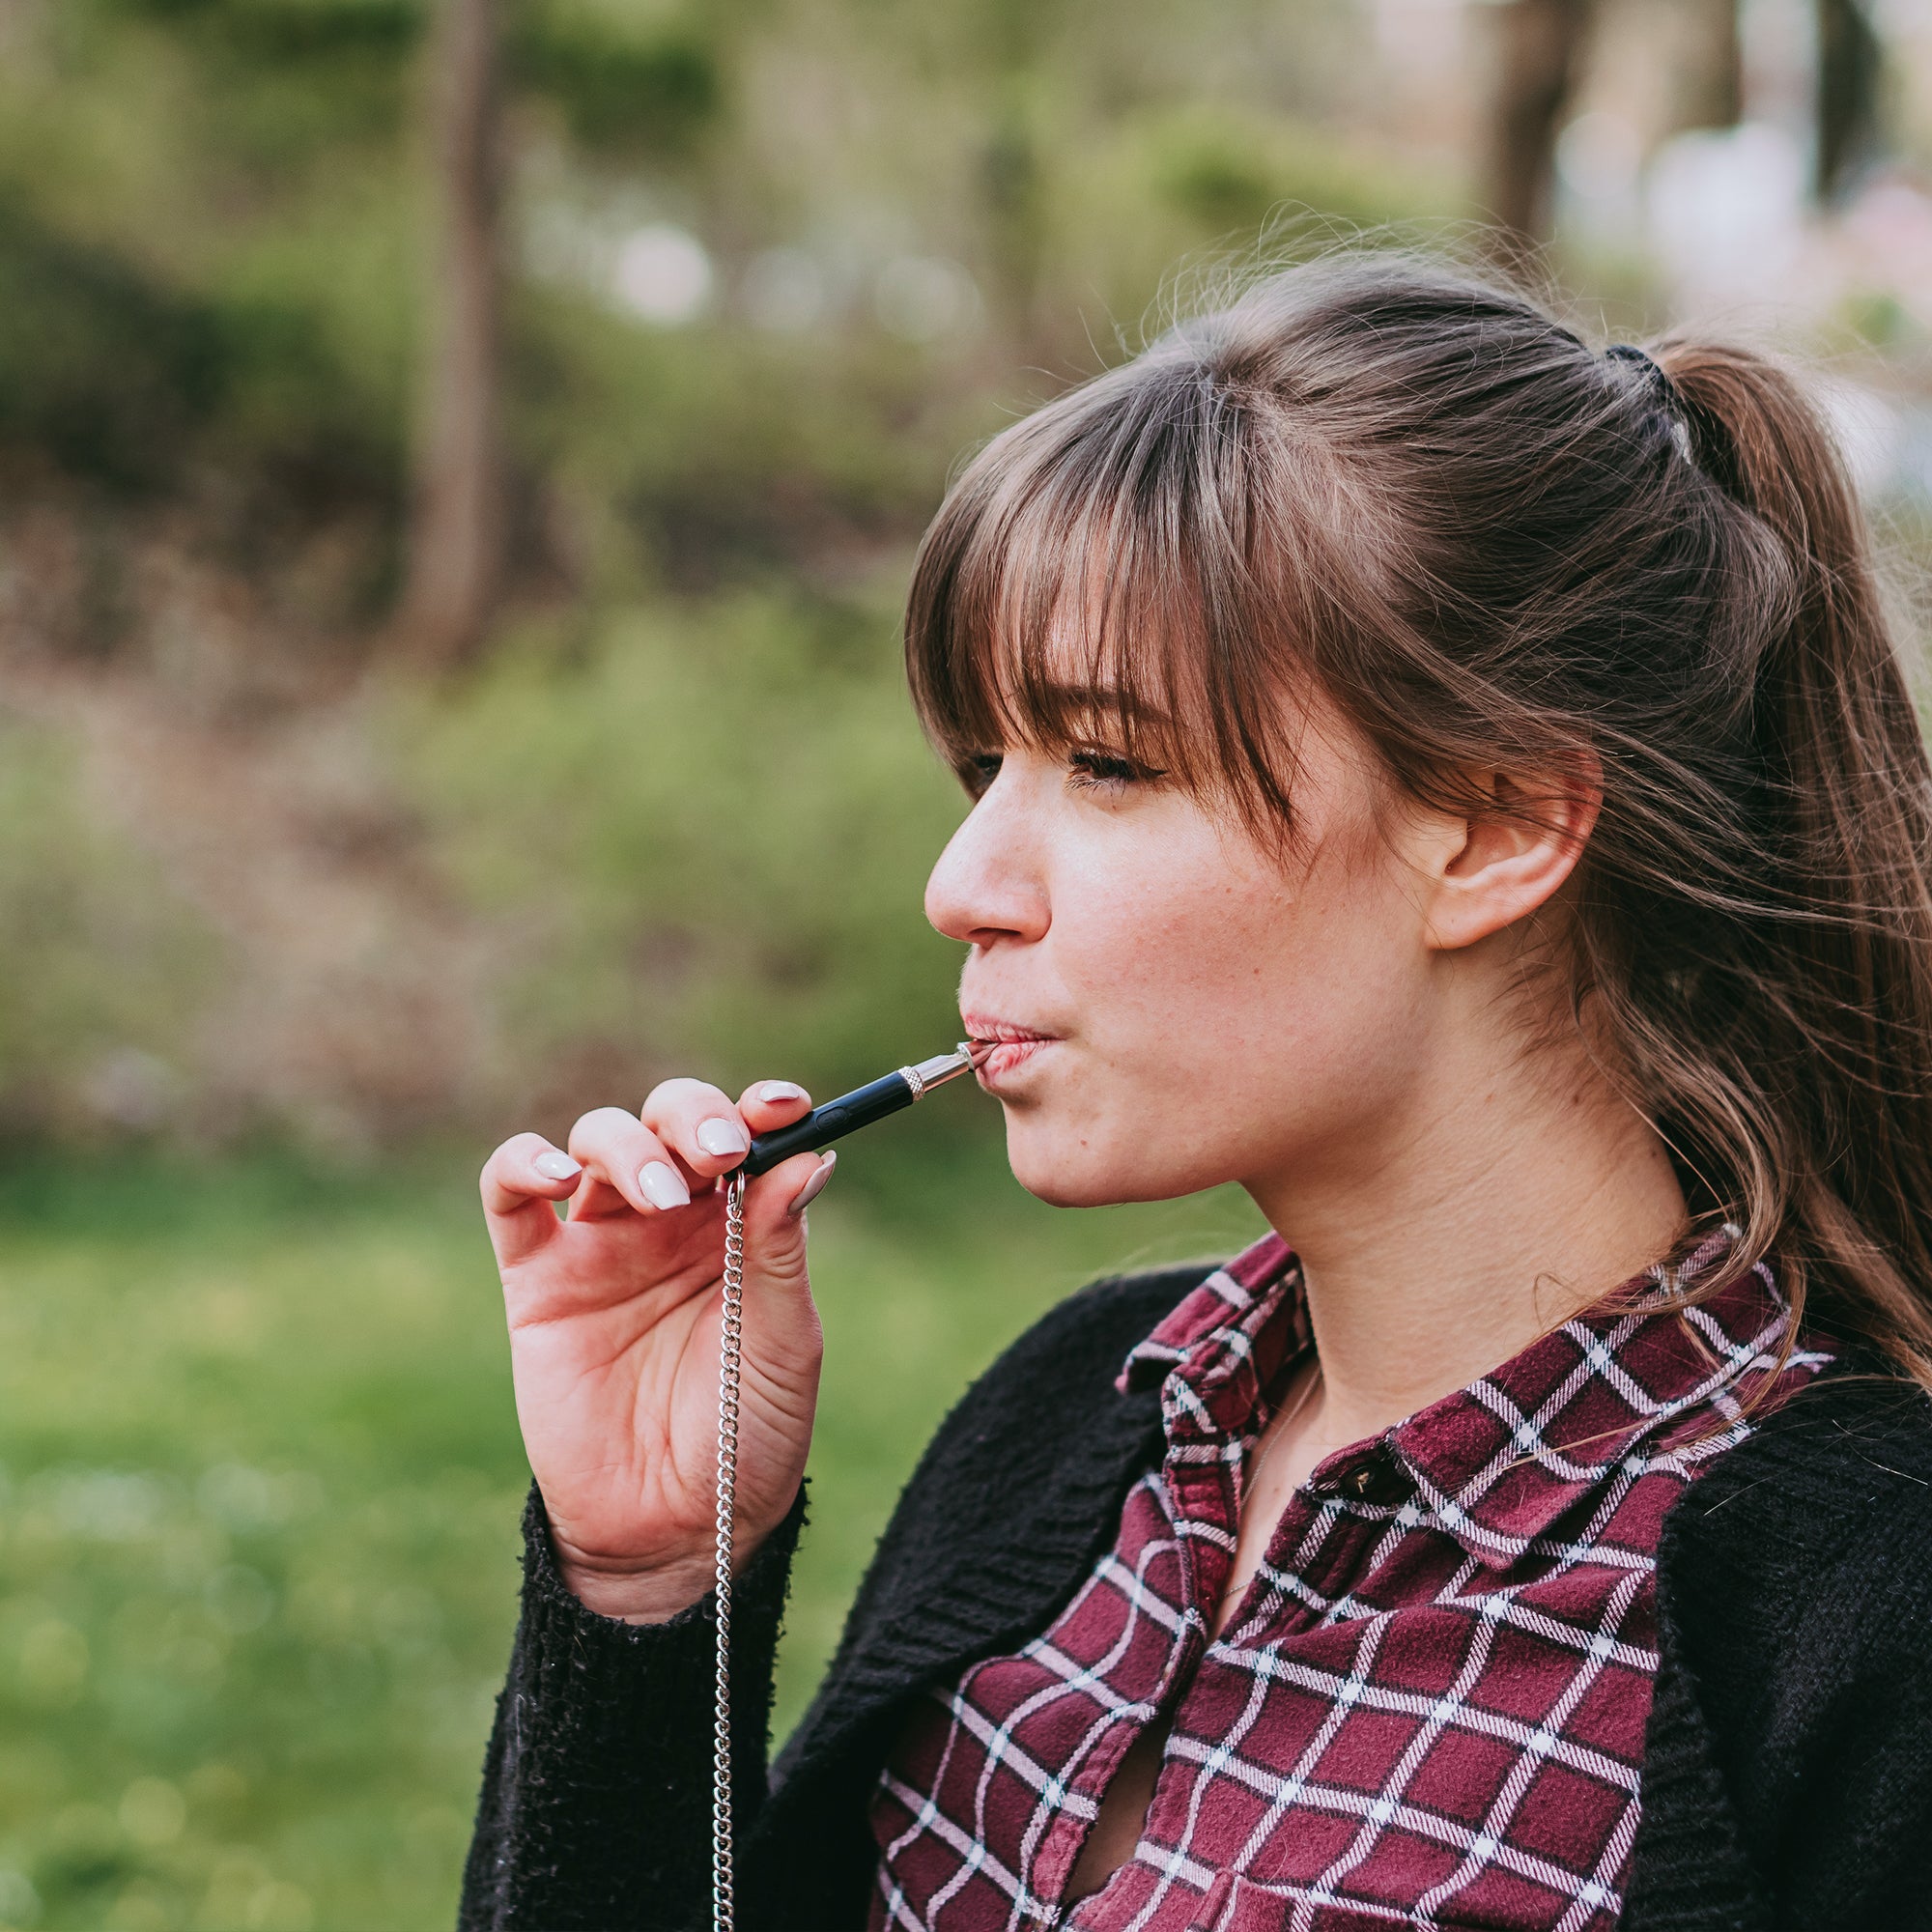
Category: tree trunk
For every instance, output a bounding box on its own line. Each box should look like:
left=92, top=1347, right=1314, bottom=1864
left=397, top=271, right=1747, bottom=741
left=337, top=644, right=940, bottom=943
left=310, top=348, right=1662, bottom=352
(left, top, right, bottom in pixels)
left=1676, top=0, right=1743, bottom=133
left=1481, top=0, right=1600, bottom=250
left=397, top=0, right=505, bottom=670
left=1816, top=0, right=1883, bottom=204
left=980, top=95, right=1044, bottom=351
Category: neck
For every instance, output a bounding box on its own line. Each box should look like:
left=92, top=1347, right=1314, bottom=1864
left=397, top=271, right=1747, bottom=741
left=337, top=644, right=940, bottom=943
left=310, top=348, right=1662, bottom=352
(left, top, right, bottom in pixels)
left=1245, top=1004, right=1687, bottom=1454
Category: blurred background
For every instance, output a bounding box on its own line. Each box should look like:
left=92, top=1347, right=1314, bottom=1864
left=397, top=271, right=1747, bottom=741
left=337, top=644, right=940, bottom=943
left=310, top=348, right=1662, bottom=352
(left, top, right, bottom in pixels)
left=0, top=0, right=1928, bottom=1926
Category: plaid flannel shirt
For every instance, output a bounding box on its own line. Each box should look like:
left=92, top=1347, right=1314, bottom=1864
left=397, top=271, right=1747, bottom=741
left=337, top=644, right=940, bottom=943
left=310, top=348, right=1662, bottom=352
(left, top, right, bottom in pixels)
left=868, top=1228, right=1832, bottom=1932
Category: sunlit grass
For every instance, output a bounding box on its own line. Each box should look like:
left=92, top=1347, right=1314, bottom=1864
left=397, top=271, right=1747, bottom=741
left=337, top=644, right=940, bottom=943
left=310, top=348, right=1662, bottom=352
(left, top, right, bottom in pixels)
left=0, top=1145, right=1263, bottom=1931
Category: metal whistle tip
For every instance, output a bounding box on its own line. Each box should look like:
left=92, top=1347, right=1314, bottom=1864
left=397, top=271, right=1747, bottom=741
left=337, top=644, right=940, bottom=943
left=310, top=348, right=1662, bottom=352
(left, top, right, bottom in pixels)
left=904, top=1041, right=994, bottom=1096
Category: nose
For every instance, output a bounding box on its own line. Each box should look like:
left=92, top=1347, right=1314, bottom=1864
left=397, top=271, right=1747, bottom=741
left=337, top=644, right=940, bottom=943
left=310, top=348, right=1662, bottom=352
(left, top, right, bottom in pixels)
left=924, top=768, right=1050, bottom=949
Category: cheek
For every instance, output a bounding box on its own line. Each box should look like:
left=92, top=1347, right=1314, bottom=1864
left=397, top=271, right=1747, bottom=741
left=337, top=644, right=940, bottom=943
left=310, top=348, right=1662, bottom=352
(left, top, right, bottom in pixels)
left=1043, top=838, right=1247, bottom=1043
left=1060, top=822, right=1416, bottom=1055
left=1011, top=819, right=1432, bottom=1197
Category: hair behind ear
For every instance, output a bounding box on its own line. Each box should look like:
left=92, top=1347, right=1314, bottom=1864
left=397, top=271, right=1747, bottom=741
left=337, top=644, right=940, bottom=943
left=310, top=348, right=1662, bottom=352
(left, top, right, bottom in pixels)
left=1656, top=338, right=1932, bottom=1380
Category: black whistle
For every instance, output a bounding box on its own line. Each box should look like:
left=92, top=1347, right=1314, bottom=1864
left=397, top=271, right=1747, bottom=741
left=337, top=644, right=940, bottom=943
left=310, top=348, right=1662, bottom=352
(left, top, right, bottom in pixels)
left=742, top=1043, right=990, bottom=1177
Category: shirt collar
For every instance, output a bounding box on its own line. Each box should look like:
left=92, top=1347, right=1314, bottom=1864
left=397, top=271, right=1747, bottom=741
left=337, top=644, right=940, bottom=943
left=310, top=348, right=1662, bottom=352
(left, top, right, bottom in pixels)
left=1118, top=1224, right=1833, bottom=1571
left=1116, top=1233, right=1301, bottom=1397
left=1388, top=1226, right=1830, bottom=1566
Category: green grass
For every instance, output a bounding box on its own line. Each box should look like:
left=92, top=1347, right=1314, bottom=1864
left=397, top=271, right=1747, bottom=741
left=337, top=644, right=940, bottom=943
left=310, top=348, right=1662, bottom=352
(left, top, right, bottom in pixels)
left=0, top=1142, right=1264, bottom=1931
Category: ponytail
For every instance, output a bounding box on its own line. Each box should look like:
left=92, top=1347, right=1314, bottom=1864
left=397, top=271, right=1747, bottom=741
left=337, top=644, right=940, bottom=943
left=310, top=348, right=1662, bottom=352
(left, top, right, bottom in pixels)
left=1650, top=341, right=1932, bottom=1383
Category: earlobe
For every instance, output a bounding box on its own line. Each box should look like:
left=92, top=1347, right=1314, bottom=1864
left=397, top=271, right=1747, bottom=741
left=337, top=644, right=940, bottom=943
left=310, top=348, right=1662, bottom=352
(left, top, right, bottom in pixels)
left=1423, top=764, right=1602, bottom=953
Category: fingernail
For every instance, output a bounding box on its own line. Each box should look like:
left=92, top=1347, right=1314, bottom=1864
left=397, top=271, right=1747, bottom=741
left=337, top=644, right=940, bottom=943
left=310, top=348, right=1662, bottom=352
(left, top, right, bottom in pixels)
left=756, top=1080, right=809, bottom=1105
left=696, top=1117, right=750, bottom=1158
left=787, top=1151, right=836, bottom=1216
left=638, top=1161, right=691, bottom=1210
left=534, top=1151, right=582, bottom=1180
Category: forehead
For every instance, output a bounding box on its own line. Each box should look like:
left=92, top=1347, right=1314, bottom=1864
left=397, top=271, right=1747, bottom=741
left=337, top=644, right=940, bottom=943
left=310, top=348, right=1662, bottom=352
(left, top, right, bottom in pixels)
left=904, top=336, right=1347, bottom=842
left=934, top=504, right=1206, bottom=746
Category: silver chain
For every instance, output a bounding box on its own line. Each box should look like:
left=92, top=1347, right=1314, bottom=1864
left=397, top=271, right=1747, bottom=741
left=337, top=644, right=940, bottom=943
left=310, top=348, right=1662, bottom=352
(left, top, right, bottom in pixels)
left=712, top=1171, right=747, bottom=1932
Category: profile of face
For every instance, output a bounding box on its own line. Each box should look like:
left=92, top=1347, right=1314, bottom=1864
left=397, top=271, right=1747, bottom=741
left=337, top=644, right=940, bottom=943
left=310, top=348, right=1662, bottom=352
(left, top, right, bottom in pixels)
left=923, top=681, right=1596, bottom=1211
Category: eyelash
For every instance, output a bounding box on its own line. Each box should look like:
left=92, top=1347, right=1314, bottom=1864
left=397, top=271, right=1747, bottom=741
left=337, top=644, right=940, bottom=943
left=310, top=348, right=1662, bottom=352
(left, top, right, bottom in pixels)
left=1066, top=748, right=1162, bottom=791
left=963, top=753, right=1003, bottom=798
left=958, top=749, right=1165, bottom=799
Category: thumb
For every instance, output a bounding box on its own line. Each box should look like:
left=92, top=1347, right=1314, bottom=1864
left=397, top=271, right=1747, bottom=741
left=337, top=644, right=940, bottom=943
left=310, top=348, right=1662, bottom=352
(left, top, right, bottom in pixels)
left=735, top=1150, right=834, bottom=1346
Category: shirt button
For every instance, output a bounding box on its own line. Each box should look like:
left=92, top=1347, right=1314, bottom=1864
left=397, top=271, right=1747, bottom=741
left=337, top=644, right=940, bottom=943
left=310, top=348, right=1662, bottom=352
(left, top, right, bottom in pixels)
left=1339, top=1450, right=1411, bottom=1506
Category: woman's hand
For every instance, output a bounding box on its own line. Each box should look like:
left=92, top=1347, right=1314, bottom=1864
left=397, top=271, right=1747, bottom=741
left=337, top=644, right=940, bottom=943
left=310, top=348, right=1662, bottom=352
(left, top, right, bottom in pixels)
left=480, top=1078, right=832, bottom=1622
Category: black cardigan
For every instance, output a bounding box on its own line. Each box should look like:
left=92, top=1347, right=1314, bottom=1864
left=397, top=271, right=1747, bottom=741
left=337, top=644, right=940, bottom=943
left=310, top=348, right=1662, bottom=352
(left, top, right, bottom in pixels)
left=459, top=1264, right=1932, bottom=1931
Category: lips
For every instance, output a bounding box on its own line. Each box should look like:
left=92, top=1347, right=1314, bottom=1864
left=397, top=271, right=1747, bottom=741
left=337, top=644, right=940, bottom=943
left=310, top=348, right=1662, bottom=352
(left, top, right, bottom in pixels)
left=960, top=1015, right=1058, bottom=1086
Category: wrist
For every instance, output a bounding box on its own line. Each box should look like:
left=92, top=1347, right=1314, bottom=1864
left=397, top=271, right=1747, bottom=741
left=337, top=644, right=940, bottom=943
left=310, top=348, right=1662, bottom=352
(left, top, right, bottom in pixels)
left=553, top=1544, right=714, bottom=1625
left=551, top=1533, right=780, bottom=1626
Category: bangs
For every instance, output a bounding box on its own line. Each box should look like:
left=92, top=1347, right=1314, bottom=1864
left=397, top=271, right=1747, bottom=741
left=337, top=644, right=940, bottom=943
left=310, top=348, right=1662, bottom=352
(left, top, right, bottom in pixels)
left=904, top=347, right=1321, bottom=836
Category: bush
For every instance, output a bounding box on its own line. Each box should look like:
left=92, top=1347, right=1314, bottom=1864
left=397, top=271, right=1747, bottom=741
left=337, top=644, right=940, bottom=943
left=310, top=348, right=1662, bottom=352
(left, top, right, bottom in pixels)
left=0, top=203, right=225, bottom=492
left=0, top=715, right=215, bottom=1137
left=398, top=589, right=972, bottom=1125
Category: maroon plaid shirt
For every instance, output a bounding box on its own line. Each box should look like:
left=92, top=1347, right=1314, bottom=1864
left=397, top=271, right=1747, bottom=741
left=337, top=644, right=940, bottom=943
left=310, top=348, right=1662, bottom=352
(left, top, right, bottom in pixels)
left=868, top=1229, right=1831, bottom=1932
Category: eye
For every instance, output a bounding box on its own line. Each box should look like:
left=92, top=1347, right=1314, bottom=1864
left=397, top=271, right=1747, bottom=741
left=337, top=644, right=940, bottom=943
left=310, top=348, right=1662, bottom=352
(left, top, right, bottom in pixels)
left=959, top=752, right=1004, bottom=799
left=1067, top=747, right=1164, bottom=792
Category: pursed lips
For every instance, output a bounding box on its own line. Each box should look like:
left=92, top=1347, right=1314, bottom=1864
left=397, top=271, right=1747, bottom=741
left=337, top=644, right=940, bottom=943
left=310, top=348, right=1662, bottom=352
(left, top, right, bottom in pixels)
left=959, top=1016, right=1058, bottom=1085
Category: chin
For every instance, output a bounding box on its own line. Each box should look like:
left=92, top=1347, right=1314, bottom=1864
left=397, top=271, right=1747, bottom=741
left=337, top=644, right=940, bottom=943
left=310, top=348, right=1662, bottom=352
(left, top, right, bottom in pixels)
left=1002, top=1116, right=1206, bottom=1209
left=1009, top=1163, right=1124, bottom=1209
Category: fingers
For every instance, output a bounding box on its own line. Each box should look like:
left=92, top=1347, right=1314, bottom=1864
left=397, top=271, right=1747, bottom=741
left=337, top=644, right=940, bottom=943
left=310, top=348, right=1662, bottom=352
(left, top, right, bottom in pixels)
left=490, top=1075, right=817, bottom=1247
left=566, top=1107, right=694, bottom=1220
left=641, top=1076, right=811, bottom=1182
left=784, top=1150, right=837, bottom=1216
left=481, top=1132, right=584, bottom=1267
left=738, top=1077, right=813, bottom=1130
left=735, top=1147, right=835, bottom=1266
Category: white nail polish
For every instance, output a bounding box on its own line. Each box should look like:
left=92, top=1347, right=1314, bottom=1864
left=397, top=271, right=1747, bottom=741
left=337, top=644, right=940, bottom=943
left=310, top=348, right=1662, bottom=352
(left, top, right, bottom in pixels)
left=533, top=1151, right=581, bottom=1180
left=696, top=1117, right=750, bottom=1158
left=756, top=1081, right=809, bottom=1105
left=786, top=1151, right=837, bottom=1216
left=639, top=1161, right=691, bottom=1210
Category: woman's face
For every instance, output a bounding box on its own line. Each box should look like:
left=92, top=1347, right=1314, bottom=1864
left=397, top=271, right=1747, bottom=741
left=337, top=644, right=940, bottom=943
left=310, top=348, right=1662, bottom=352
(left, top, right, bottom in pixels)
left=924, top=696, right=1455, bottom=1208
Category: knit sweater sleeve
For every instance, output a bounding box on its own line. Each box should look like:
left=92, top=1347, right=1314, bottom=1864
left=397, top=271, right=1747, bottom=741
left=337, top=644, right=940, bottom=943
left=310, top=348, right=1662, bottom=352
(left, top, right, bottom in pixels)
left=458, top=1481, right=807, bottom=1932
left=1627, top=1380, right=1932, bottom=1932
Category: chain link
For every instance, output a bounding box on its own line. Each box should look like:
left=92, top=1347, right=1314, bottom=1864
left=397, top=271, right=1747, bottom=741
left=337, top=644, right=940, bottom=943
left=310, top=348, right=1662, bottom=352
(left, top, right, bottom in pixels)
left=712, top=1171, right=746, bottom=1932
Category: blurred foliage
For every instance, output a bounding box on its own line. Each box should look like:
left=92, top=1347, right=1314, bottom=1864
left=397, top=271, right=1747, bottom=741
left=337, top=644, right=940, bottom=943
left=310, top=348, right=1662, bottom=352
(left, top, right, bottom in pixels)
left=0, top=1155, right=514, bottom=1932
left=0, top=202, right=224, bottom=491
left=508, top=289, right=967, bottom=592
left=511, top=5, right=724, bottom=158
left=0, top=0, right=1439, bottom=562
left=396, top=589, right=974, bottom=1112
left=1145, top=106, right=1435, bottom=240
left=0, top=722, right=213, bottom=1140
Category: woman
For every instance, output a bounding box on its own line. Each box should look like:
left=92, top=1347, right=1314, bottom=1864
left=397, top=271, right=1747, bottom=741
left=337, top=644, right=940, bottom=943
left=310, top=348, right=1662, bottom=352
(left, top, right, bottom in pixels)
left=459, top=255, right=1932, bottom=1932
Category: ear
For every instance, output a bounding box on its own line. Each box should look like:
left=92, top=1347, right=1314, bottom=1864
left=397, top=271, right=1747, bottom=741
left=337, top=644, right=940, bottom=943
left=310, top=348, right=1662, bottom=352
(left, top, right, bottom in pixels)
left=1419, top=758, right=1603, bottom=953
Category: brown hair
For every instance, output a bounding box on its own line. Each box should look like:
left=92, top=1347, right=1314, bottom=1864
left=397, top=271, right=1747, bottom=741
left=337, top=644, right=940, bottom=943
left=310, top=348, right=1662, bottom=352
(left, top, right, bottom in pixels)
left=905, top=250, right=1932, bottom=1388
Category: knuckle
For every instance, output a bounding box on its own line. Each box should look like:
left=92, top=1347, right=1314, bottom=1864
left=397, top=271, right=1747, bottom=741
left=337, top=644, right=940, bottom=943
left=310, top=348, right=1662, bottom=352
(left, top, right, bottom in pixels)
left=643, top=1076, right=706, bottom=1112
left=483, top=1132, right=537, bottom=1180
left=646, top=1076, right=731, bottom=1121
left=568, top=1106, right=635, bottom=1147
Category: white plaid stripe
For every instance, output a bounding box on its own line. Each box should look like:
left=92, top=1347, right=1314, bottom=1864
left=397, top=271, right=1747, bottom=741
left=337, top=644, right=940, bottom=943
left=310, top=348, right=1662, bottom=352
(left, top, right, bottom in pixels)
left=870, top=1231, right=1832, bottom=1932
left=878, top=1514, right=1194, bottom=1931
